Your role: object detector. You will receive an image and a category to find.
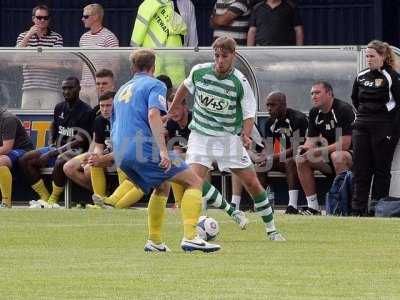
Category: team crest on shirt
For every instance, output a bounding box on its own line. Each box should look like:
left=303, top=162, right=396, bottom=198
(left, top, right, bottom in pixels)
left=158, top=94, right=166, bottom=107
left=171, top=158, right=183, bottom=167
left=375, top=78, right=383, bottom=87
left=197, top=90, right=229, bottom=112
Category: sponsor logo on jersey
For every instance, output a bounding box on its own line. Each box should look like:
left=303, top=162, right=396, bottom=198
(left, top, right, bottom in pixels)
left=325, top=120, right=336, bottom=131
left=362, top=80, right=374, bottom=87
left=58, top=126, right=74, bottom=137
left=59, top=112, right=64, bottom=119
left=197, top=90, right=229, bottom=112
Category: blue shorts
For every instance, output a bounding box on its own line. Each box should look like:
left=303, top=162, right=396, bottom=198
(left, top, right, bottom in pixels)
left=37, top=146, right=57, bottom=167
left=7, top=149, right=28, bottom=168
left=119, top=151, right=188, bottom=194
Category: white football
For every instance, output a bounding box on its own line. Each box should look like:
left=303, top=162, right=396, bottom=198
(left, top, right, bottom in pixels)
left=197, top=216, right=219, bottom=241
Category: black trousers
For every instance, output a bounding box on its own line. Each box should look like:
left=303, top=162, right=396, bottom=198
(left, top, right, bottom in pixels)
left=352, top=121, right=399, bottom=211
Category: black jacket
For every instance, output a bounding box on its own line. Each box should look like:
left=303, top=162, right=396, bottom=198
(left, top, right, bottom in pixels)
left=351, top=65, right=400, bottom=123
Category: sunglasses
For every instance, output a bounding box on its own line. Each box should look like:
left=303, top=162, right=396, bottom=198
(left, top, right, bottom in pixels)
left=35, top=15, right=49, bottom=20
left=82, top=15, right=91, bottom=19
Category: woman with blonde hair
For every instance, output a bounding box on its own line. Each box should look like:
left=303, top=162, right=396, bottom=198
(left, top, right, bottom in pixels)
left=351, top=40, right=400, bottom=216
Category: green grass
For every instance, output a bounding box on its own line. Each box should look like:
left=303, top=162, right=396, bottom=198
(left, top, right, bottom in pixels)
left=1, top=209, right=400, bottom=300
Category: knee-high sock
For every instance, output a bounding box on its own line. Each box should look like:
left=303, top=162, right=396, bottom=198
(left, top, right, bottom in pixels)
left=91, top=166, right=106, bottom=197
left=253, top=190, right=276, bottom=233
left=171, top=182, right=185, bottom=208
left=148, top=192, right=168, bottom=244
left=0, top=166, right=12, bottom=207
left=114, top=185, right=144, bottom=208
left=203, top=181, right=235, bottom=216
left=181, top=188, right=202, bottom=240
left=31, top=179, right=50, bottom=201
left=117, top=169, right=128, bottom=185
left=105, top=180, right=135, bottom=206
left=48, top=182, right=64, bottom=204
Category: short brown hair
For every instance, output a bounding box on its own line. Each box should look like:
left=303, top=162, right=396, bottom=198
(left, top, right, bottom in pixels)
left=99, top=91, right=116, bottom=102
left=32, top=5, right=50, bottom=17
left=129, top=49, right=156, bottom=72
left=95, top=68, right=114, bottom=79
left=212, top=36, right=236, bottom=53
left=312, top=80, right=334, bottom=96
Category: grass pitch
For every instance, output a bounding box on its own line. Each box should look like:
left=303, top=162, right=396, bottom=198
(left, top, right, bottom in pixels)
left=1, top=208, right=400, bottom=299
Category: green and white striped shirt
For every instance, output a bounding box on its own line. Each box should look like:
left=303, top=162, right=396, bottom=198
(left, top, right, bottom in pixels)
left=184, top=62, right=256, bottom=136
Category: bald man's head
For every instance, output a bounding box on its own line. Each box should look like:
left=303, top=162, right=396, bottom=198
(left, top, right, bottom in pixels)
left=266, top=91, right=287, bottom=119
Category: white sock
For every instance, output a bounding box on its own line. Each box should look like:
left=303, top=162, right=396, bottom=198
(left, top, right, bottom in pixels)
left=306, top=194, right=319, bottom=210
left=288, top=190, right=299, bottom=209
left=231, top=195, right=241, bottom=210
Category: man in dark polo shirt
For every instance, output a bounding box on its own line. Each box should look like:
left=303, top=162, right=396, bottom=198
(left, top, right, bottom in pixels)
left=247, top=0, right=304, bottom=46
left=166, top=93, right=192, bottom=154
left=296, top=81, right=355, bottom=215
left=0, top=109, right=34, bottom=208
left=231, top=91, right=308, bottom=214
left=63, top=69, right=115, bottom=195
left=20, top=77, right=92, bottom=208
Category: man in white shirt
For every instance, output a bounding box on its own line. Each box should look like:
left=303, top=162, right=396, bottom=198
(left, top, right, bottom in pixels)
left=79, top=3, right=119, bottom=107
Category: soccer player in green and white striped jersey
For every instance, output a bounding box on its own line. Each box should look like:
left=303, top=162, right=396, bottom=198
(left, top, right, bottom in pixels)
left=169, top=36, right=285, bottom=241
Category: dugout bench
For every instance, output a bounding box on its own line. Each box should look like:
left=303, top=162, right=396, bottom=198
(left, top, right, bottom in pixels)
left=6, top=45, right=365, bottom=207
left=37, top=168, right=327, bottom=209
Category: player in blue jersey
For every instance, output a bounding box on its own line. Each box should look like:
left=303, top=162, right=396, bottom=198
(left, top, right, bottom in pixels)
left=110, top=49, right=220, bottom=252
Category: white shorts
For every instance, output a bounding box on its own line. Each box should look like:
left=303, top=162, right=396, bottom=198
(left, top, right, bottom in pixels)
left=186, top=131, right=252, bottom=171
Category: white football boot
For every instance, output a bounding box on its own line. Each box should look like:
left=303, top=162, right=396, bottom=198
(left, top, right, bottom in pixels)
left=181, top=235, right=221, bottom=253
left=144, top=240, right=171, bottom=252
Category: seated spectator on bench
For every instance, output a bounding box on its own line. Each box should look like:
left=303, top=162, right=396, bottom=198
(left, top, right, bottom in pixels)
left=296, top=81, right=355, bottom=215
left=88, top=92, right=144, bottom=209
left=89, top=75, right=175, bottom=209
left=20, top=77, right=92, bottom=208
left=230, top=91, right=308, bottom=214
left=63, top=69, right=115, bottom=195
left=165, top=89, right=191, bottom=207
left=0, top=108, right=34, bottom=208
